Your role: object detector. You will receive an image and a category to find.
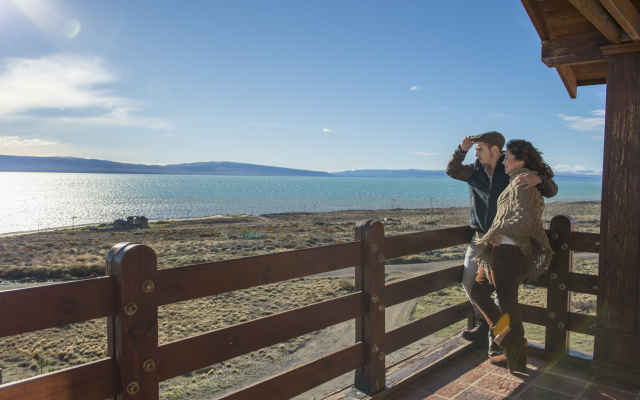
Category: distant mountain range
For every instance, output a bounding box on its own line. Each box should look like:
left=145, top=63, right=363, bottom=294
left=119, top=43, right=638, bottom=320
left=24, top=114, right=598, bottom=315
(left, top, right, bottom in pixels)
left=0, top=155, right=602, bottom=182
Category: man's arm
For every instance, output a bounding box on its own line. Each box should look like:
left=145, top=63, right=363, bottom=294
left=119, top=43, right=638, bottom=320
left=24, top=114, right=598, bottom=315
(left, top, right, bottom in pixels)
left=513, top=174, right=558, bottom=198
left=446, top=137, right=475, bottom=182
left=537, top=175, right=558, bottom=198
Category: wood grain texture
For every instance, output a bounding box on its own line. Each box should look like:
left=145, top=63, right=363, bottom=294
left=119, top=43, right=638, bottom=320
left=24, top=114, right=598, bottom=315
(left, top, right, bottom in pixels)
left=568, top=0, right=624, bottom=43
left=156, top=241, right=360, bottom=306
left=384, top=301, right=470, bottom=355
left=108, top=243, right=159, bottom=399
left=542, top=31, right=611, bottom=67
left=557, top=65, right=579, bottom=98
left=602, top=40, right=640, bottom=55
left=520, top=303, right=596, bottom=335
left=600, top=0, right=640, bottom=40
left=526, top=271, right=598, bottom=295
left=157, top=292, right=364, bottom=381
left=594, top=328, right=640, bottom=371
left=571, top=231, right=601, bottom=253
left=0, top=359, right=117, bottom=400
left=219, top=343, right=365, bottom=400
left=354, top=220, right=386, bottom=395
left=0, top=277, right=115, bottom=339
left=385, top=265, right=464, bottom=307
left=384, top=226, right=473, bottom=260
left=596, top=52, right=640, bottom=336
left=522, top=0, right=553, bottom=39
left=545, top=215, right=575, bottom=353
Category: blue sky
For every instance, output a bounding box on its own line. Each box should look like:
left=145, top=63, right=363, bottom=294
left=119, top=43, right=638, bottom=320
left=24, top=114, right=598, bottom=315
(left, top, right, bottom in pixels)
left=0, top=0, right=605, bottom=173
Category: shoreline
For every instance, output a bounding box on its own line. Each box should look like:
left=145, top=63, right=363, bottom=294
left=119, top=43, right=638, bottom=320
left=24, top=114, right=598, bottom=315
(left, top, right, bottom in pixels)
left=0, top=200, right=602, bottom=237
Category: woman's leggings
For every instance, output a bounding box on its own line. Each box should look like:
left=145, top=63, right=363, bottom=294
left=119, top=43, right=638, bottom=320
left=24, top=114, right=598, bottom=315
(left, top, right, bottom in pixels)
left=470, top=245, right=528, bottom=342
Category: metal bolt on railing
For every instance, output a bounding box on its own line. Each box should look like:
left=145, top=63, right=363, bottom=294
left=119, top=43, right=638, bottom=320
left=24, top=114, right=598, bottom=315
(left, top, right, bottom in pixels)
left=372, top=345, right=379, bottom=353
left=379, top=304, right=385, bottom=312
left=143, top=359, right=155, bottom=372
left=378, top=255, right=385, bottom=262
left=372, top=244, right=378, bottom=252
left=125, top=302, right=138, bottom=315
left=142, top=280, right=155, bottom=293
left=549, top=312, right=556, bottom=318
left=559, top=284, right=567, bottom=290
left=550, top=273, right=557, bottom=280
left=126, top=382, right=139, bottom=395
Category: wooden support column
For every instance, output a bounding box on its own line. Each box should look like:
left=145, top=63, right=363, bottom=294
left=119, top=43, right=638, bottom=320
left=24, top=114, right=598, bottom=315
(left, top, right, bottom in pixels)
left=591, top=44, right=640, bottom=384
left=107, top=243, right=159, bottom=399
left=545, top=215, right=575, bottom=354
left=354, top=220, right=386, bottom=395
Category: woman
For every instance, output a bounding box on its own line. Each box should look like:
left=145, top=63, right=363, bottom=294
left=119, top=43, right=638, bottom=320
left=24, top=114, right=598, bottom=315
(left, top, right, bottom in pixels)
left=470, top=139, right=554, bottom=374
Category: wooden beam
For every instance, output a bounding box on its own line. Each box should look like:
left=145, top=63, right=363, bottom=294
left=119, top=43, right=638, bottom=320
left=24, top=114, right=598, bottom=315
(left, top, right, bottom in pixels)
left=521, top=1, right=583, bottom=97
left=599, top=0, right=640, bottom=40
left=557, top=65, right=578, bottom=98
left=522, top=0, right=553, bottom=40
left=568, top=0, right=624, bottom=43
left=602, top=40, right=640, bottom=55
left=542, top=31, right=611, bottom=67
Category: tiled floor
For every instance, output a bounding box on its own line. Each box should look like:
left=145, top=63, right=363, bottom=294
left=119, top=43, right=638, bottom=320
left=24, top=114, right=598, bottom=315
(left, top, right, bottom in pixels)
left=388, top=349, right=640, bottom=400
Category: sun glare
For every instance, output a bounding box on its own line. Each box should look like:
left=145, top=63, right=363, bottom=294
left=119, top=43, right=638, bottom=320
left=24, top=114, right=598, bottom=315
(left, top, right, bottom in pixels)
left=3, top=0, right=79, bottom=40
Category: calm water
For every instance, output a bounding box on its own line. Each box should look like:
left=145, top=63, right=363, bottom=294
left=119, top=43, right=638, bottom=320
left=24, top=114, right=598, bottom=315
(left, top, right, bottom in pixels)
left=0, top=173, right=602, bottom=234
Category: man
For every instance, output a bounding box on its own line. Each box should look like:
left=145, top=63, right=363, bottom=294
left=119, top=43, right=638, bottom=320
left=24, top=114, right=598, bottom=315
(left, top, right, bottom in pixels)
left=446, top=131, right=558, bottom=357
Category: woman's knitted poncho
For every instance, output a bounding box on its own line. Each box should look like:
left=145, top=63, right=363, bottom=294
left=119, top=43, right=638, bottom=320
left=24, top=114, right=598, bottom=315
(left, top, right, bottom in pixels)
left=472, top=167, right=554, bottom=286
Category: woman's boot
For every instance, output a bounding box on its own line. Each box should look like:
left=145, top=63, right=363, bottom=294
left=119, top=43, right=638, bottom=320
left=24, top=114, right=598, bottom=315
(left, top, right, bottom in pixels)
left=501, top=336, right=528, bottom=374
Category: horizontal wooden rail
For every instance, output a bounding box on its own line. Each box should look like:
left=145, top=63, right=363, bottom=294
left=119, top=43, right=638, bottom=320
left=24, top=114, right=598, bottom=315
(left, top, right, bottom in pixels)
left=385, top=226, right=473, bottom=260
left=384, top=301, right=471, bottom=355
left=526, top=272, right=598, bottom=295
left=520, top=303, right=597, bottom=335
left=158, top=292, right=365, bottom=381
left=571, top=231, right=600, bottom=253
left=157, top=242, right=361, bottom=306
left=0, top=359, right=116, bottom=400
left=221, top=343, right=365, bottom=400
left=385, top=265, right=464, bottom=307
left=0, top=277, right=115, bottom=338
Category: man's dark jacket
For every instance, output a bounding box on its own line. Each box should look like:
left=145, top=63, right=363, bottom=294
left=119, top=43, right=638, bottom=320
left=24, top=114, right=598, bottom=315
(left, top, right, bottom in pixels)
left=446, top=145, right=558, bottom=234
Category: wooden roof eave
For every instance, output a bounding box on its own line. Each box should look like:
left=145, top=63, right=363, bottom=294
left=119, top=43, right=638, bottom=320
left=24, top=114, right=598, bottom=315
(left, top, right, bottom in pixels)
left=522, top=0, right=640, bottom=98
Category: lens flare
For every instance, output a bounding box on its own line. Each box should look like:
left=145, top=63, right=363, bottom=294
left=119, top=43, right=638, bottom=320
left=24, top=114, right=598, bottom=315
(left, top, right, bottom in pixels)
left=63, top=18, right=81, bottom=39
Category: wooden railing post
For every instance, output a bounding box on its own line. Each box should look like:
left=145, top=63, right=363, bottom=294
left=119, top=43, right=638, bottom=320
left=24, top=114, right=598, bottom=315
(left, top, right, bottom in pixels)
left=545, top=215, right=575, bottom=353
left=106, top=243, right=159, bottom=399
left=354, top=220, right=386, bottom=395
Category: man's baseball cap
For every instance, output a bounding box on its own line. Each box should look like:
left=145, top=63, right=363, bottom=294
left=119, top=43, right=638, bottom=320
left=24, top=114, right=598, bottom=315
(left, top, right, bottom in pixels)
left=470, top=131, right=505, bottom=150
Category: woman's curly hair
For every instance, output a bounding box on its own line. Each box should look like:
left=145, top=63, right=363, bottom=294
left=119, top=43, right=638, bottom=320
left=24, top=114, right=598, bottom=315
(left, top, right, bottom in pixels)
left=506, top=139, right=554, bottom=181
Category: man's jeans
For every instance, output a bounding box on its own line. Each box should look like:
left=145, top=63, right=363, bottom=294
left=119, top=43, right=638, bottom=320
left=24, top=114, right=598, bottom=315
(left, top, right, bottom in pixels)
left=462, top=233, right=500, bottom=321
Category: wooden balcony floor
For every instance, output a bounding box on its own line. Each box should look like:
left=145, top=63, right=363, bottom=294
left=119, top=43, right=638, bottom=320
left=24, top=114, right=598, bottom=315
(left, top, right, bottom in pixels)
left=386, top=349, right=640, bottom=400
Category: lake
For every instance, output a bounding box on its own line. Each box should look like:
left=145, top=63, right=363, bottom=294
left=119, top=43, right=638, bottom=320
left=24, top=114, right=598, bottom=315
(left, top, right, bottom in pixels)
left=0, top=173, right=602, bottom=234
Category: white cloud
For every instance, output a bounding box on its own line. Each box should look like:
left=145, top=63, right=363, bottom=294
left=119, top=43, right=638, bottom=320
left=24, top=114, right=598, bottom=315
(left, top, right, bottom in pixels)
left=573, top=165, right=587, bottom=171
left=57, top=107, right=171, bottom=129
left=553, top=164, right=570, bottom=170
left=409, top=152, right=439, bottom=156
left=558, top=110, right=605, bottom=131
left=166, top=132, right=171, bottom=136
left=0, top=136, right=59, bottom=146
left=410, top=86, right=422, bottom=91
left=322, top=128, right=331, bottom=132
left=0, top=54, right=170, bottom=129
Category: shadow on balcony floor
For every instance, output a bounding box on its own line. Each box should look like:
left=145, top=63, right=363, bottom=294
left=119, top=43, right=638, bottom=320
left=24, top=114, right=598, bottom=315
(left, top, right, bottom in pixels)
left=325, top=337, right=640, bottom=400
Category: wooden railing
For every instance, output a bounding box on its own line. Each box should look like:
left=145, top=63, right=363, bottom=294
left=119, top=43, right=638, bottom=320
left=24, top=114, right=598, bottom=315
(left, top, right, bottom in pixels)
left=0, top=214, right=600, bottom=399
left=0, top=220, right=474, bottom=400
left=520, top=214, right=600, bottom=353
